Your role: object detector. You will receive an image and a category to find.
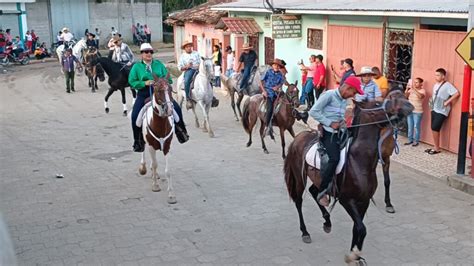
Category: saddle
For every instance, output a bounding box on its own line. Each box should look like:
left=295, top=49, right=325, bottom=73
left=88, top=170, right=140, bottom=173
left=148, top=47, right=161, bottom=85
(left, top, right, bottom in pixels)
left=237, top=65, right=258, bottom=88
left=305, top=141, right=349, bottom=175
left=259, top=98, right=283, bottom=114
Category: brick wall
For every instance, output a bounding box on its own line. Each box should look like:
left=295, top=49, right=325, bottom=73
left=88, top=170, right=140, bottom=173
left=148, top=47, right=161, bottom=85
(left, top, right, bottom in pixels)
left=26, top=0, right=52, bottom=46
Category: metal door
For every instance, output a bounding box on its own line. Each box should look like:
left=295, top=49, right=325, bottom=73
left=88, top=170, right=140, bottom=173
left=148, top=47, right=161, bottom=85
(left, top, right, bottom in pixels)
left=50, top=0, right=89, bottom=40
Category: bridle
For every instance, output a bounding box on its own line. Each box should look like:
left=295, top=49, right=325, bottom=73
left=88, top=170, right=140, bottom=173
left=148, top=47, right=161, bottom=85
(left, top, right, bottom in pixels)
left=145, top=79, right=175, bottom=148
left=347, top=99, right=398, bottom=129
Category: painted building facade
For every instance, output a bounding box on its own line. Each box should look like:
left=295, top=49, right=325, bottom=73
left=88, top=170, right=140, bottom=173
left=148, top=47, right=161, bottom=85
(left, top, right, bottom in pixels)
left=211, top=0, right=473, bottom=153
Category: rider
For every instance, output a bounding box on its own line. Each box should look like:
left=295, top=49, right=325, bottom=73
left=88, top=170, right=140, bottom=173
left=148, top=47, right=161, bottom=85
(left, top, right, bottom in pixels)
left=260, top=58, right=285, bottom=138
left=178, top=40, right=200, bottom=109
left=128, top=43, right=189, bottom=152
left=86, top=33, right=98, bottom=49
left=355, top=66, right=383, bottom=102
left=61, top=28, right=74, bottom=49
left=11, top=36, right=25, bottom=59
left=111, top=35, right=134, bottom=69
left=235, top=43, right=258, bottom=93
left=309, top=76, right=364, bottom=207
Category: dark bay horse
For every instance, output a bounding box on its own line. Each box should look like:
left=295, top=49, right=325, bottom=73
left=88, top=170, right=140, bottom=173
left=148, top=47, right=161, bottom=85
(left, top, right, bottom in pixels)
left=137, top=73, right=177, bottom=204
left=92, top=57, right=137, bottom=116
left=84, top=49, right=105, bottom=93
left=242, top=82, right=300, bottom=159
left=284, top=97, right=413, bottom=263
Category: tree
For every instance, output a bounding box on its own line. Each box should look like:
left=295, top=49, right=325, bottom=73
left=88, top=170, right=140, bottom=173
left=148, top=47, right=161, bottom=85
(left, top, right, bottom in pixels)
left=163, top=0, right=207, bottom=14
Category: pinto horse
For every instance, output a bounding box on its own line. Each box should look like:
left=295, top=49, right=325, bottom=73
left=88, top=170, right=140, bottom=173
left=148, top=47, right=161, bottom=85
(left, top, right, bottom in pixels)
left=283, top=96, right=413, bottom=264
left=137, top=73, right=177, bottom=204
left=84, top=49, right=105, bottom=93
left=241, top=82, right=300, bottom=159
left=92, top=57, right=137, bottom=116
left=220, top=65, right=270, bottom=121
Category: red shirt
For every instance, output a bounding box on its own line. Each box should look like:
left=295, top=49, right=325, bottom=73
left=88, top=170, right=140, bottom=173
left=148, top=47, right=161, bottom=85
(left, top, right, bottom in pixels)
left=313, top=62, right=326, bottom=87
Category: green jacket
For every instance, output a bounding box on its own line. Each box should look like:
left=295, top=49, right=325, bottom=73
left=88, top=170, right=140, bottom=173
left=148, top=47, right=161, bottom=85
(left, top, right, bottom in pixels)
left=128, top=59, right=172, bottom=90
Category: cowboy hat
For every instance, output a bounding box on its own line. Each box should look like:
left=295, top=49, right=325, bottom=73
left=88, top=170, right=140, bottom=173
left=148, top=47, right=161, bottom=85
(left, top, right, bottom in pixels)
left=112, top=35, right=122, bottom=42
left=181, top=40, right=193, bottom=49
left=356, top=66, right=376, bottom=76
left=271, top=58, right=284, bottom=68
left=242, top=43, right=253, bottom=50
left=62, top=27, right=69, bottom=32
left=140, top=42, right=153, bottom=52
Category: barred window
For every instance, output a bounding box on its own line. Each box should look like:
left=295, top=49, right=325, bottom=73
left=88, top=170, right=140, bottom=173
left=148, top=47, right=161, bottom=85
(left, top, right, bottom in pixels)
left=307, top=28, right=323, bottom=50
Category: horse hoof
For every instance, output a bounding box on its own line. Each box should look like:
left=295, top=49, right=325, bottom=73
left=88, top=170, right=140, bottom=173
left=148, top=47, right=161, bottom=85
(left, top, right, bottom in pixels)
left=263, top=149, right=269, bottom=154
left=386, top=206, right=395, bottom=213
left=323, top=224, right=332, bottom=234
left=208, top=131, right=214, bottom=138
left=344, top=248, right=361, bottom=264
left=195, top=123, right=200, bottom=128
left=123, top=110, right=127, bottom=117
left=91, top=89, right=96, bottom=93
left=152, top=184, right=161, bottom=192
left=246, top=142, right=252, bottom=147
left=302, top=235, right=312, bottom=244
left=138, top=164, right=147, bottom=175
left=167, top=196, right=177, bottom=204
left=202, top=128, right=208, bottom=133
left=105, top=107, right=109, bottom=114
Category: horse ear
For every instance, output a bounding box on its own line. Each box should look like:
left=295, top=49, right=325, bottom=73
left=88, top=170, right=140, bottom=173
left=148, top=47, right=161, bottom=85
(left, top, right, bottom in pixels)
left=152, top=73, right=159, bottom=81
left=294, top=80, right=298, bottom=87
left=201, top=56, right=205, bottom=61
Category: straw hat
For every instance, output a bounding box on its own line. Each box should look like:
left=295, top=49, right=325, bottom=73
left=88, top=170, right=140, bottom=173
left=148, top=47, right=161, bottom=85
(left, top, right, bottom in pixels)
left=242, top=43, right=253, bottom=50
left=62, top=27, right=69, bottom=32
left=356, top=66, right=376, bottom=77
left=181, top=40, right=193, bottom=49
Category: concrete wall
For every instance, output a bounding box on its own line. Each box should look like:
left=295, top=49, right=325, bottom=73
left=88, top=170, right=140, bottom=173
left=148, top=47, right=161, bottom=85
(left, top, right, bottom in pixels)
left=88, top=0, right=163, bottom=44
left=26, top=0, right=51, bottom=45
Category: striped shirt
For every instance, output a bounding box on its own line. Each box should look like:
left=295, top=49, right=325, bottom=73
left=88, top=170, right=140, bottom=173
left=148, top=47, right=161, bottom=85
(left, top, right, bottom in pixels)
left=309, top=88, right=347, bottom=133
left=178, top=51, right=201, bottom=70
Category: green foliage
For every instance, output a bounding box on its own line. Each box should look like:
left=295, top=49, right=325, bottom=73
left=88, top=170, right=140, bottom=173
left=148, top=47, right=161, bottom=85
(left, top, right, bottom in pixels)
left=163, top=0, right=207, bottom=14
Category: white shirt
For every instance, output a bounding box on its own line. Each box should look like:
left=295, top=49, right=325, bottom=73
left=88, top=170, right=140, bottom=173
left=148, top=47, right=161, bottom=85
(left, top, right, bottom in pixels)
left=226, top=54, right=234, bottom=70
left=26, top=34, right=32, bottom=41
left=61, top=32, right=74, bottom=42
left=432, top=81, right=458, bottom=116
left=178, top=51, right=201, bottom=70
left=214, top=65, right=221, bottom=76
left=95, top=30, right=101, bottom=40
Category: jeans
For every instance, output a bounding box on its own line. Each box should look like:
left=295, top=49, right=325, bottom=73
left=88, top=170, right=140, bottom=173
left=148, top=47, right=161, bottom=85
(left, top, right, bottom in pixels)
left=131, top=88, right=184, bottom=142
left=265, top=93, right=277, bottom=127
left=407, top=112, right=423, bottom=143
left=240, top=66, right=252, bottom=90
left=225, top=69, right=234, bottom=77
left=214, top=76, right=221, bottom=87
left=315, top=86, right=325, bottom=100
left=320, top=129, right=341, bottom=192
left=64, top=71, right=75, bottom=92
left=184, top=68, right=196, bottom=99
left=299, top=78, right=314, bottom=105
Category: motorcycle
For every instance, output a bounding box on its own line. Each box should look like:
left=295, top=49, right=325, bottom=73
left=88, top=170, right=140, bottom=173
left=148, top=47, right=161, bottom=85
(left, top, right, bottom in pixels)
left=0, top=45, right=30, bottom=66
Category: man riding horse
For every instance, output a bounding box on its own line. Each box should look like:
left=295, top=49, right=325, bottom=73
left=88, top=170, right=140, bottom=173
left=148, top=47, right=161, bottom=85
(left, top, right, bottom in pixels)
left=111, top=36, right=134, bottom=69
left=129, top=43, right=189, bottom=152
left=308, top=76, right=364, bottom=206
left=236, top=43, right=258, bottom=93
left=60, top=27, right=75, bottom=49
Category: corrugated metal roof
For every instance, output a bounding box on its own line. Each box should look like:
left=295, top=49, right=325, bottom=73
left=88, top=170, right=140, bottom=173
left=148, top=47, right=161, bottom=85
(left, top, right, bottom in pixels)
left=215, top=17, right=263, bottom=34
left=212, top=0, right=469, bottom=14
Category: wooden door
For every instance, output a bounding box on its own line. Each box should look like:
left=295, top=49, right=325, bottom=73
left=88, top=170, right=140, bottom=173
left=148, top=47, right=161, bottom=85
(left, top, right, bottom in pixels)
left=192, top=35, right=197, bottom=51
left=264, top=37, right=275, bottom=65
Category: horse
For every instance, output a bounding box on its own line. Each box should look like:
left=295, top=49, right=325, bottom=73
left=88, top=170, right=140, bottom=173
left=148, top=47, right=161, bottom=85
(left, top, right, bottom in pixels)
left=91, top=57, right=137, bottom=116
left=84, top=48, right=105, bottom=93
left=241, top=82, right=300, bottom=159
left=283, top=93, right=413, bottom=264
left=55, top=39, right=87, bottom=63
left=137, top=73, right=177, bottom=204
left=220, top=65, right=270, bottom=121
left=176, top=57, right=215, bottom=137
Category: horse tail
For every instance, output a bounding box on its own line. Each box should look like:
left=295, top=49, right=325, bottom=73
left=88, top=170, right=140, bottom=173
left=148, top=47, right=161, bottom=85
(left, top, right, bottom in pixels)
left=284, top=139, right=300, bottom=202
left=242, top=97, right=251, bottom=134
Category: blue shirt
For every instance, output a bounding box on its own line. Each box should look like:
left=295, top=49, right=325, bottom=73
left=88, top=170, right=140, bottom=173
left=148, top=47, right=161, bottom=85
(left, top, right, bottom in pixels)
left=309, top=89, right=347, bottom=133
left=261, top=69, right=284, bottom=98
left=13, top=40, right=25, bottom=50
left=355, top=80, right=382, bottom=102
left=340, top=69, right=356, bottom=85
left=61, top=54, right=80, bottom=73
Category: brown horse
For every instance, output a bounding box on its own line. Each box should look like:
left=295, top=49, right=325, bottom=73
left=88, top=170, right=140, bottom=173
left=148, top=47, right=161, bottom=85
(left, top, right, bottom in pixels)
left=241, top=82, right=300, bottom=159
left=284, top=96, right=413, bottom=263
left=84, top=48, right=105, bottom=93
left=137, top=73, right=178, bottom=204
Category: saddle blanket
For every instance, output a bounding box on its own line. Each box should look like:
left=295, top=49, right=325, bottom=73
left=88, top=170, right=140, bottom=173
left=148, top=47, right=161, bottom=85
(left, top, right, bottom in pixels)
left=259, top=100, right=282, bottom=114
left=136, top=101, right=179, bottom=127
left=304, top=142, right=349, bottom=175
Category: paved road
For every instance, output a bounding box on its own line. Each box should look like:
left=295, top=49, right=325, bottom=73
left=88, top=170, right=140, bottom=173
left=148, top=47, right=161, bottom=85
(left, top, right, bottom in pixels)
left=1, top=61, right=473, bottom=265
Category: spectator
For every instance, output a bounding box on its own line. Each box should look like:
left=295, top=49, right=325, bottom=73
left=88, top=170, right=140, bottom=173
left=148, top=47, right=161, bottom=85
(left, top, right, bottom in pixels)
left=11, top=36, right=25, bottom=58
left=404, top=77, right=426, bottom=146
left=61, top=48, right=83, bottom=93
left=110, top=27, right=118, bottom=38
left=95, top=28, right=101, bottom=48
left=0, top=29, right=5, bottom=53
left=212, top=45, right=222, bottom=87
left=25, top=30, right=32, bottom=52
left=299, top=55, right=317, bottom=108
left=34, top=42, right=51, bottom=60
left=225, top=46, right=234, bottom=77
left=131, top=24, right=138, bottom=45
left=31, top=30, right=38, bottom=53
left=56, top=31, right=63, bottom=46
left=426, top=68, right=460, bottom=155
left=355, top=66, right=383, bottom=102
left=314, top=54, right=326, bottom=100
left=84, top=28, right=89, bottom=37
left=332, top=58, right=355, bottom=85
left=5, top=29, right=12, bottom=44
left=372, top=66, right=389, bottom=97
left=144, top=24, right=151, bottom=43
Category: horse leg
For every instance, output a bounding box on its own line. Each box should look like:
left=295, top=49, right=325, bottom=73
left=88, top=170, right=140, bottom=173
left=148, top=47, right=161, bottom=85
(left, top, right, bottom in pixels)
left=341, top=200, right=369, bottom=264
left=191, top=105, right=200, bottom=128
left=308, top=185, right=332, bottom=233
left=288, top=126, right=296, bottom=138
left=236, top=93, right=244, bottom=118
left=383, top=159, right=395, bottom=213
left=279, top=127, right=286, bottom=159
left=148, top=147, right=160, bottom=192
left=138, top=150, right=147, bottom=175
left=104, top=88, right=114, bottom=113
left=120, top=88, right=127, bottom=116
left=165, top=154, right=177, bottom=204
left=259, top=118, right=269, bottom=154
left=94, top=76, right=98, bottom=91
left=295, top=196, right=312, bottom=243
left=88, top=76, right=92, bottom=88
left=230, top=90, right=239, bottom=121
left=130, top=88, right=137, bottom=105
left=201, top=102, right=214, bottom=138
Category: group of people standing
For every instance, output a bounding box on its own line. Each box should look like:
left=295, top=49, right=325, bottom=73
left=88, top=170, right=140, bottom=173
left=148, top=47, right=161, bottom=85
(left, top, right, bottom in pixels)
left=132, top=23, right=151, bottom=46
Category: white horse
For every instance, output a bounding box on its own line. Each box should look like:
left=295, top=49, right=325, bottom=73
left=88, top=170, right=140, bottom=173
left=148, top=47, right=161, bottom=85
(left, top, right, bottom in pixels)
left=176, top=57, right=215, bottom=137
left=56, top=39, right=87, bottom=63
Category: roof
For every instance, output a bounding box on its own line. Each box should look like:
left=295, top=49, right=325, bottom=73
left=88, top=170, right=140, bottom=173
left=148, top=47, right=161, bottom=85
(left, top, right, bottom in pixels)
left=212, top=0, right=469, bottom=18
left=165, top=0, right=234, bottom=26
left=215, top=17, right=263, bottom=34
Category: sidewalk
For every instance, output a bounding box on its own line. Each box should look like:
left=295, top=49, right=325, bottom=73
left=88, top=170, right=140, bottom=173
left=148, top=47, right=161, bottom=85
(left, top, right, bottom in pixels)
left=295, top=118, right=474, bottom=195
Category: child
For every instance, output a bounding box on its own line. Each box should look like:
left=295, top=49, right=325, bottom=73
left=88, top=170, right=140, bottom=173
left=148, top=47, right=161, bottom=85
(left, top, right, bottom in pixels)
left=214, top=64, right=221, bottom=88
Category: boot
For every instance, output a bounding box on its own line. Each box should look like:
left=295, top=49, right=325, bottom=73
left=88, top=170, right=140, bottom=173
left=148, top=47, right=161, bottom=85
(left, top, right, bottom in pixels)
left=133, top=140, right=144, bottom=152
left=211, top=96, right=219, bottom=107
left=174, top=120, right=189, bottom=144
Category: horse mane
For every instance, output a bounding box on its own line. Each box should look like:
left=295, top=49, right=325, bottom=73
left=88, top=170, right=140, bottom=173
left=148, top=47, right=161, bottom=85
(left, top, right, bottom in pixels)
left=96, top=57, right=122, bottom=77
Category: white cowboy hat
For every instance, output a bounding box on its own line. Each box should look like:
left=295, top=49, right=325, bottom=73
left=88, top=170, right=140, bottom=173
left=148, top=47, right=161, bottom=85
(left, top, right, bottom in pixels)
left=140, top=43, right=153, bottom=52
left=356, top=66, right=376, bottom=76
left=62, top=27, right=69, bottom=32
left=242, top=43, right=253, bottom=50
left=181, top=40, right=193, bottom=49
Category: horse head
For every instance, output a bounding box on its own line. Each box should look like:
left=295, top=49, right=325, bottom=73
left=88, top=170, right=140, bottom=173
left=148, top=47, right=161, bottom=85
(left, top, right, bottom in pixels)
left=199, top=57, right=214, bottom=81
left=384, top=89, right=414, bottom=121
left=152, top=72, right=173, bottom=118
left=284, top=80, right=300, bottom=108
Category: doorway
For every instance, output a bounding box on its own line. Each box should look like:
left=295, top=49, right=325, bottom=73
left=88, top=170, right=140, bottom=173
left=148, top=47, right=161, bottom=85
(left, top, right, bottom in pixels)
left=264, top=37, right=275, bottom=65
left=382, top=28, right=414, bottom=90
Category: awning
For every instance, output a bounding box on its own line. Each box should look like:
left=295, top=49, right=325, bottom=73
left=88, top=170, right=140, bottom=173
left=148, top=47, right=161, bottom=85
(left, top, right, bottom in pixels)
left=215, top=17, right=263, bottom=34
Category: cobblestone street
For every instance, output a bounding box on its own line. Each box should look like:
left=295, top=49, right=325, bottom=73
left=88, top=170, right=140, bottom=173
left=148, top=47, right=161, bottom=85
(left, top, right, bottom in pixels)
left=1, top=62, right=473, bottom=265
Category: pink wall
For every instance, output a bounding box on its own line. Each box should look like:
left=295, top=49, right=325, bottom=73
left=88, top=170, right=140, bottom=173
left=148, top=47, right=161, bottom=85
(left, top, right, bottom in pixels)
left=326, top=25, right=384, bottom=89
left=412, top=29, right=472, bottom=153
left=184, top=22, right=224, bottom=57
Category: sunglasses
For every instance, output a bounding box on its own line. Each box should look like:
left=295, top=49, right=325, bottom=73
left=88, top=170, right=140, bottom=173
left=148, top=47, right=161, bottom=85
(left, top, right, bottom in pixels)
left=141, top=50, right=153, bottom=54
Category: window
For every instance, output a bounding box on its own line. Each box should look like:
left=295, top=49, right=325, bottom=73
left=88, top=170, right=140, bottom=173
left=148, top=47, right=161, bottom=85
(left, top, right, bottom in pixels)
left=307, top=28, right=323, bottom=50
left=420, top=24, right=467, bottom=32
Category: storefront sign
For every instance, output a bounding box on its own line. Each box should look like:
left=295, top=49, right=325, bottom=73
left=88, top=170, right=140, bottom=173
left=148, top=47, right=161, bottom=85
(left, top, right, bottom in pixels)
left=272, top=15, right=302, bottom=39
